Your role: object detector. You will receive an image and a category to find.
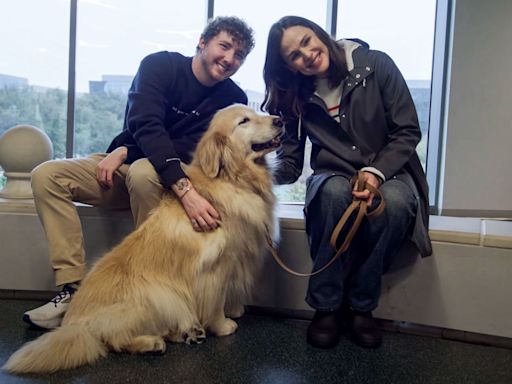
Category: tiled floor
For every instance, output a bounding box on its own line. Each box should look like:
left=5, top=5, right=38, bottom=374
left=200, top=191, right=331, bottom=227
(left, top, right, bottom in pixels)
left=1, top=299, right=511, bottom=384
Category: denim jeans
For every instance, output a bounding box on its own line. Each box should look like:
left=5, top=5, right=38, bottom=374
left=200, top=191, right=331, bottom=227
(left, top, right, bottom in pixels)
left=305, top=175, right=417, bottom=312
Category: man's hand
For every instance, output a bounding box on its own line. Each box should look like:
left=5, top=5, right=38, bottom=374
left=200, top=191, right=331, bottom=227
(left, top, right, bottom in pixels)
left=96, top=147, right=127, bottom=189
left=352, top=171, right=381, bottom=207
left=172, top=178, right=220, bottom=232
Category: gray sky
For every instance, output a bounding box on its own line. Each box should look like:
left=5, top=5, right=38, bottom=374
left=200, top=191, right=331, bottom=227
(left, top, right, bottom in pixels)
left=0, top=0, right=436, bottom=93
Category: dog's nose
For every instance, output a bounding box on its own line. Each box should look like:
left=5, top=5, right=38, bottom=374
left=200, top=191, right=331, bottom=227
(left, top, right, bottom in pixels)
left=273, top=118, right=284, bottom=128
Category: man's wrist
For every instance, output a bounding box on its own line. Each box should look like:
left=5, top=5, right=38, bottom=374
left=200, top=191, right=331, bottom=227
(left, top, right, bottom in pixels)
left=172, top=178, right=193, bottom=199
left=114, top=146, right=128, bottom=161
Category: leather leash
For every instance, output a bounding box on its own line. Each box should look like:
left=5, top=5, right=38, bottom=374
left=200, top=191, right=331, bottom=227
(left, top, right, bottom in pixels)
left=266, top=171, right=385, bottom=277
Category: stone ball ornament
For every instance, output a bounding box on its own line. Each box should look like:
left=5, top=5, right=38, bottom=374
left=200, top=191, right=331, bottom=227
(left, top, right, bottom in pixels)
left=0, top=124, right=53, bottom=199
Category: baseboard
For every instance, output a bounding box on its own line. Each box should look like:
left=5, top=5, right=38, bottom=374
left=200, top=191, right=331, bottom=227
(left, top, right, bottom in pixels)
left=246, top=305, right=512, bottom=350
left=3, top=290, right=510, bottom=350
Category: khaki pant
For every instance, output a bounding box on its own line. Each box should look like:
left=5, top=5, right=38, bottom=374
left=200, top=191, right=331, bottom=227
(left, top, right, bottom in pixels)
left=31, top=153, right=165, bottom=286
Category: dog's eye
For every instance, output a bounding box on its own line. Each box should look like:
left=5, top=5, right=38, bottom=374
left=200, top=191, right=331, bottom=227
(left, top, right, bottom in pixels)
left=238, top=117, right=250, bottom=125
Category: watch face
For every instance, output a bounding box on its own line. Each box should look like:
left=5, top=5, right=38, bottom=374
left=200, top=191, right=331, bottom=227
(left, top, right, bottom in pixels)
left=176, top=178, right=190, bottom=191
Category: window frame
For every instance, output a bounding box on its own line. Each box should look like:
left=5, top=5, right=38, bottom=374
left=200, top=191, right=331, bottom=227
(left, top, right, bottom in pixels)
left=60, top=0, right=446, bottom=210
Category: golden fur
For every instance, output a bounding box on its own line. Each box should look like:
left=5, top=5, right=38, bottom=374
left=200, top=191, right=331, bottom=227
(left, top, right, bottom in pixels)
left=4, top=104, right=283, bottom=374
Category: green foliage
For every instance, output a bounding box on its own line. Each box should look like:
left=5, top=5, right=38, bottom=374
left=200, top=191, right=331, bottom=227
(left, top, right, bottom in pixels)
left=74, top=92, right=126, bottom=156
left=0, top=87, right=126, bottom=158
left=0, top=86, right=67, bottom=158
left=274, top=183, right=306, bottom=203
left=0, top=85, right=430, bottom=203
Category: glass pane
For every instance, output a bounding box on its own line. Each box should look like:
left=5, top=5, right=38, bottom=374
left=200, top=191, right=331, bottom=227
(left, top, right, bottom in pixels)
left=214, top=1, right=328, bottom=203
left=74, top=0, right=206, bottom=156
left=337, top=0, right=437, bottom=169
left=0, top=0, right=70, bottom=159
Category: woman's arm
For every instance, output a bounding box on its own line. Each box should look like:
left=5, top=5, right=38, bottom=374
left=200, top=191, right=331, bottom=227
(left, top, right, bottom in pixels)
left=370, top=51, right=422, bottom=180
left=274, top=119, right=307, bottom=185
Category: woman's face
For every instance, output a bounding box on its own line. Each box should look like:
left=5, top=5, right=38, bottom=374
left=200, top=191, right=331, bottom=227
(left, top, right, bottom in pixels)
left=280, top=25, right=330, bottom=77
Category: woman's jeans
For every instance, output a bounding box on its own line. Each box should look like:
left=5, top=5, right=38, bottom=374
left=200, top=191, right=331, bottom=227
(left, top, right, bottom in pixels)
left=305, top=175, right=417, bottom=312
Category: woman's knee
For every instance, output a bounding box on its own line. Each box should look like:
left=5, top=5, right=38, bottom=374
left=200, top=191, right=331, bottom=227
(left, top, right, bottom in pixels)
left=316, top=176, right=353, bottom=208
left=380, top=179, right=417, bottom=216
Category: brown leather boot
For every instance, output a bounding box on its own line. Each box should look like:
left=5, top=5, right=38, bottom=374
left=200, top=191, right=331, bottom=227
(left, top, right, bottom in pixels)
left=306, top=310, right=343, bottom=349
left=349, top=310, right=382, bottom=348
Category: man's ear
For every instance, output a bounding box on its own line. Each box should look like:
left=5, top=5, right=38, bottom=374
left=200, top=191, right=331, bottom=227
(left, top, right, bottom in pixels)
left=198, top=37, right=206, bottom=51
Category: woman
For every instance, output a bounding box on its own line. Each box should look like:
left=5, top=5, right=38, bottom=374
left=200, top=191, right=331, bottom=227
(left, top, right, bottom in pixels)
left=262, top=16, right=432, bottom=349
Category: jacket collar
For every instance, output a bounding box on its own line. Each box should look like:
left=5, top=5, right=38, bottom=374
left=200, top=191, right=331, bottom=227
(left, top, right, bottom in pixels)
left=307, top=39, right=375, bottom=109
left=342, top=42, right=374, bottom=99
left=309, top=39, right=375, bottom=105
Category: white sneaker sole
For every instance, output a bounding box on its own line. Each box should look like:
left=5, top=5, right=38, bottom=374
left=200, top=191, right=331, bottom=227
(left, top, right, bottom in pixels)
left=22, top=313, right=62, bottom=329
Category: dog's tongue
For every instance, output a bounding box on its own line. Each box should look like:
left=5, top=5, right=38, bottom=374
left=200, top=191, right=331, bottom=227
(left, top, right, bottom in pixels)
left=252, top=136, right=281, bottom=152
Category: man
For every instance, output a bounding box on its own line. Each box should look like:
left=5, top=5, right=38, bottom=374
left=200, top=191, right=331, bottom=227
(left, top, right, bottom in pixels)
left=25, top=16, right=255, bottom=329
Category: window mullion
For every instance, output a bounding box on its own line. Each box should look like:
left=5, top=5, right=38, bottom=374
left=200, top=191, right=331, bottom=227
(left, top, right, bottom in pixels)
left=66, top=0, right=77, bottom=158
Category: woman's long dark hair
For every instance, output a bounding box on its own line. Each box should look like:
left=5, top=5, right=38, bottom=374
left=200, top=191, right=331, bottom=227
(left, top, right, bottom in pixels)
left=261, top=16, right=348, bottom=120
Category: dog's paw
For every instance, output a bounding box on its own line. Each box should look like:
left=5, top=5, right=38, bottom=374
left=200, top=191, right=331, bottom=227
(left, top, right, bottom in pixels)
left=225, top=304, right=245, bottom=319
left=145, top=338, right=167, bottom=355
left=125, top=335, right=167, bottom=355
left=164, top=330, right=181, bottom=343
left=209, top=318, right=238, bottom=336
left=183, top=326, right=207, bottom=345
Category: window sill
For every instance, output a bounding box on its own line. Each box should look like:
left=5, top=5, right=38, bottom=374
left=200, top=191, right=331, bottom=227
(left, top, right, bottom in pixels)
left=1, top=198, right=511, bottom=249
left=278, top=203, right=512, bottom=249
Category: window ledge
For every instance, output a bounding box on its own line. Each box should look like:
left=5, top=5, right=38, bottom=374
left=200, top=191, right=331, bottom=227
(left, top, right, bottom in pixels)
left=278, top=204, right=512, bottom=249
left=1, top=198, right=511, bottom=249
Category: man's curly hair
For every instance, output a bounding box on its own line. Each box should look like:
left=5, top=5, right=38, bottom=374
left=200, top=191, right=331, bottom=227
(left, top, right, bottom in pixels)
left=198, top=16, right=255, bottom=57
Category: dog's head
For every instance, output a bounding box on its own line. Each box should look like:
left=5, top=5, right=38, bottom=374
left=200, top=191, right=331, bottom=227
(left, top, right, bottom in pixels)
left=195, top=104, right=284, bottom=178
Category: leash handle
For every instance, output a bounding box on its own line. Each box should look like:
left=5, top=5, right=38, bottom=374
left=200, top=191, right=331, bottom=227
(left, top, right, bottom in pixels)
left=329, top=171, right=385, bottom=250
left=267, top=171, right=385, bottom=277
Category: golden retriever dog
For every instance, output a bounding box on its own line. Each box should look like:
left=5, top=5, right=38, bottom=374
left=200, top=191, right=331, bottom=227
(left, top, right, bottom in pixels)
left=4, top=104, right=283, bottom=374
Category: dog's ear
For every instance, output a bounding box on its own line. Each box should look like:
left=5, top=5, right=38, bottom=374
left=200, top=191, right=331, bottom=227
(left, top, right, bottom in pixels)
left=198, top=132, right=228, bottom=178
left=198, top=132, right=243, bottom=179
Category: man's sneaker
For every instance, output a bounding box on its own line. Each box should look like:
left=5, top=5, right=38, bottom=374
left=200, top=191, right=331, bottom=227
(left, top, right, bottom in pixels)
left=23, top=283, right=78, bottom=329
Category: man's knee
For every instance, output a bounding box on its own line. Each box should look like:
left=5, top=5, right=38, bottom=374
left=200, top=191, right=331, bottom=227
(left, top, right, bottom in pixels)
left=126, top=159, right=162, bottom=196
left=31, top=160, right=61, bottom=195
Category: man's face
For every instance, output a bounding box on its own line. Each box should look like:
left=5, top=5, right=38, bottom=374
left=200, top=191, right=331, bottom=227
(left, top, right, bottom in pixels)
left=197, top=31, right=247, bottom=86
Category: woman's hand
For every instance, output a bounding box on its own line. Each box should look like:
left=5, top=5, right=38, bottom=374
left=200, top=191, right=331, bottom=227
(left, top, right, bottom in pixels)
left=352, top=171, right=381, bottom=207
left=96, top=147, right=127, bottom=189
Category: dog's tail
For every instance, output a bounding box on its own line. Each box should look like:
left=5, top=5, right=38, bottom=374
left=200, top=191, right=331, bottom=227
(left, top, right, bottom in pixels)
left=3, top=324, right=107, bottom=374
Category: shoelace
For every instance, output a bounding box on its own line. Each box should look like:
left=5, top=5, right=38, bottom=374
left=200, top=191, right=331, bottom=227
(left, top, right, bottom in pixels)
left=50, top=286, right=74, bottom=306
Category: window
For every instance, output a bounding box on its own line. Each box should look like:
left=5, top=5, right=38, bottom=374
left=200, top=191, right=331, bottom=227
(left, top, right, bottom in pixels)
left=336, top=0, right=437, bottom=169
left=0, top=0, right=70, bottom=158
left=74, top=0, right=206, bottom=157
left=213, top=0, right=438, bottom=203
left=214, top=0, right=328, bottom=202
left=0, top=0, right=441, bottom=205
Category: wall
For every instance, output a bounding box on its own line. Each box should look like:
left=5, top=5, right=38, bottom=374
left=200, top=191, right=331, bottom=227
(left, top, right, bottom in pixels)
left=440, top=0, right=512, bottom=217
left=1, top=202, right=511, bottom=339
